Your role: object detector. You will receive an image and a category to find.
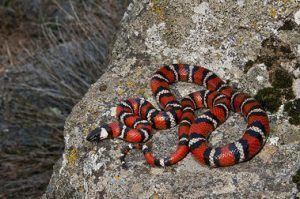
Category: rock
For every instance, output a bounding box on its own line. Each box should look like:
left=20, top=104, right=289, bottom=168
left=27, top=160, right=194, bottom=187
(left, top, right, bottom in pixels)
left=295, top=9, right=300, bottom=25
left=293, top=79, right=300, bottom=98
left=44, top=1, right=300, bottom=198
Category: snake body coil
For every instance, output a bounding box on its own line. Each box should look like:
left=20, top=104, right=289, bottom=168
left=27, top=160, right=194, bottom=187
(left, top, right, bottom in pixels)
left=87, top=64, right=269, bottom=167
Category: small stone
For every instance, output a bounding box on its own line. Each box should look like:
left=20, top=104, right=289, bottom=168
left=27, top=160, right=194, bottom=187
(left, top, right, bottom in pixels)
left=293, top=79, right=300, bottom=98
left=293, top=67, right=300, bottom=78
left=294, top=9, right=300, bottom=25
left=269, top=136, right=280, bottom=146
left=110, top=107, right=117, bottom=117
left=256, top=75, right=264, bottom=82
left=237, top=0, right=245, bottom=7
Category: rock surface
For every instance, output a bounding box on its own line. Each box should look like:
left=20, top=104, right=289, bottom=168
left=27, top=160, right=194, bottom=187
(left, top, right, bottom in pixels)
left=44, top=1, right=300, bottom=198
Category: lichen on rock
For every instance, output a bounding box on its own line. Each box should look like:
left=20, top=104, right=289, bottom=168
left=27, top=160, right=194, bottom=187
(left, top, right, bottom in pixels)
left=44, top=1, right=300, bottom=198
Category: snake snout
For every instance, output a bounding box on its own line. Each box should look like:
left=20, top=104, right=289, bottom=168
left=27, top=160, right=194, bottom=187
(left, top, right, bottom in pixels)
left=86, top=127, right=101, bottom=142
left=86, top=126, right=110, bottom=142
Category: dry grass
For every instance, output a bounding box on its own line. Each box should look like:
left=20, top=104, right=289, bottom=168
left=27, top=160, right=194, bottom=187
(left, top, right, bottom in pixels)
left=0, top=125, right=63, bottom=198
left=0, top=0, right=129, bottom=198
left=1, top=0, right=129, bottom=129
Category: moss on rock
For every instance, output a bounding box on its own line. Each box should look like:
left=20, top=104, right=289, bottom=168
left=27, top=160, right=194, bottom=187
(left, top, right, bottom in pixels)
left=244, top=36, right=296, bottom=73
left=255, top=86, right=296, bottom=113
left=278, top=19, right=297, bottom=31
left=284, top=99, right=300, bottom=125
left=255, top=87, right=282, bottom=112
left=270, top=68, right=293, bottom=88
left=292, top=168, right=300, bottom=191
left=280, top=87, right=295, bottom=100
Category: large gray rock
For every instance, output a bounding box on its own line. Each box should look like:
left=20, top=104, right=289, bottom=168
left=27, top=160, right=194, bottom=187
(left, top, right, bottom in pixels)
left=44, top=1, right=300, bottom=198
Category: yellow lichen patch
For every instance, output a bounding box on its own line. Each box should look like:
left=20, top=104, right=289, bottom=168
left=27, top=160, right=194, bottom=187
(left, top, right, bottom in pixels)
left=270, top=8, right=278, bottom=18
left=177, top=59, right=184, bottom=64
left=215, top=53, right=222, bottom=61
left=67, top=148, right=77, bottom=166
left=117, top=88, right=125, bottom=96
left=250, top=20, right=257, bottom=29
left=282, top=0, right=291, bottom=5
left=137, top=88, right=146, bottom=95
left=150, top=192, right=160, bottom=199
left=126, top=80, right=135, bottom=88
left=114, top=175, right=121, bottom=180
left=269, top=127, right=275, bottom=135
left=117, top=81, right=123, bottom=86
left=238, top=36, right=244, bottom=45
left=134, top=67, right=144, bottom=77
left=150, top=0, right=165, bottom=20
left=79, top=186, right=85, bottom=193
left=82, top=124, right=92, bottom=136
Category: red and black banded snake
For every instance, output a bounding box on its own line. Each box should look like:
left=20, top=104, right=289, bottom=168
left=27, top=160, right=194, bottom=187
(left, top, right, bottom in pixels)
left=86, top=64, right=270, bottom=167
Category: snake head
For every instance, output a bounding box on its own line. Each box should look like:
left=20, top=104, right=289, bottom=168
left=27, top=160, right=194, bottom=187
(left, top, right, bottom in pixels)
left=86, top=127, right=109, bottom=142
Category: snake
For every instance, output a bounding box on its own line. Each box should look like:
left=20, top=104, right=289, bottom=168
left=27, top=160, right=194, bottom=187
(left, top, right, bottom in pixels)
left=86, top=64, right=270, bottom=167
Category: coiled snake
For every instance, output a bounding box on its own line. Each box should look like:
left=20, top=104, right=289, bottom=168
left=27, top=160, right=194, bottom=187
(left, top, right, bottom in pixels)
left=87, top=64, right=269, bottom=167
